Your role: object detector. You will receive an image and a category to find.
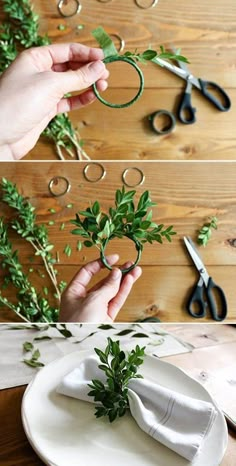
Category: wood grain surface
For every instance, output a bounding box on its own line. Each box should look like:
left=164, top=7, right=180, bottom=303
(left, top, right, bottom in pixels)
left=0, top=0, right=235, bottom=160
left=0, top=161, right=236, bottom=322
left=0, top=324, right=235, bottom=466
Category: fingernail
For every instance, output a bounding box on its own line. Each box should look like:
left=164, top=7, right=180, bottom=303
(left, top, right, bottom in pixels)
left=112, top=268, right=121, bottom=280
left=88, top=60, right=105, bottom=74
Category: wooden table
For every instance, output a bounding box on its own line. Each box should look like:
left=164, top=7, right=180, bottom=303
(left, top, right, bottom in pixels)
left=0, top=0, right=235, bottom=161
left=0, top=324, right=235, bottom=465
left=0, top=161, right=236, bottom=323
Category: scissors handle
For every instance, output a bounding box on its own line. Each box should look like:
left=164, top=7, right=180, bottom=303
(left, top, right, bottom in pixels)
left=206, top=277, right=228, bottom=322
left=177, top=91, right=197, bottom=124
left=199, top=79, right=231, bottom=112
left=187, top=282, right=207, bottom=318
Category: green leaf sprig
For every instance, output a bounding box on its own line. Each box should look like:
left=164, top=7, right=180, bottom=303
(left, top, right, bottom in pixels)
left=88, top=338, right=145, bottom=423
left=1, top=178, right=61, bottom=302
left=22, top=341, right=45, bottom=368
left=0, top=218, right=58, bottom=322
left=92, top=27, right=189, bottom=108
left=197, top=216, right=218, bottom=247
left=0, top=0, right=88, bottom=160
left=71, top=186, right=176, bottom=273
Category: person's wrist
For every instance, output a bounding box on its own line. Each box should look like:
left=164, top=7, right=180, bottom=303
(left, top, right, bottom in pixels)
left=0, top=144, right=14, bottom=161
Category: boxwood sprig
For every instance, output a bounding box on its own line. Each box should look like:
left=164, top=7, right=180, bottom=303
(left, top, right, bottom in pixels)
left=197, top=216, right=218, bottom=247
left=88, top=338, right=145, bottom=423
left=71, top=186, right=176, bottom=273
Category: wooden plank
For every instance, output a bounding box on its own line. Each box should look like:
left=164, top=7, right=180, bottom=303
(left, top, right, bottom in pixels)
left=0, top=265, right=235, bottom=322
left=0, top=0, right=235, bottom=161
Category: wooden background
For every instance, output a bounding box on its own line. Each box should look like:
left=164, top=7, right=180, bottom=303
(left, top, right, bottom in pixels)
left=0, top=0, right=235, bottom=160
left=0, top=324, right=235, bottom=465
left=0, top=161, right=236, bottom=323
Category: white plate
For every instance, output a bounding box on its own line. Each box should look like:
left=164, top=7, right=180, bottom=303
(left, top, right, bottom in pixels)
left=22, top=351, right=228, bottom=466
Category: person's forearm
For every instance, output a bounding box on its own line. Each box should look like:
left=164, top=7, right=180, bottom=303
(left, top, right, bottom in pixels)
left=0, top=145, right=14, bottom=161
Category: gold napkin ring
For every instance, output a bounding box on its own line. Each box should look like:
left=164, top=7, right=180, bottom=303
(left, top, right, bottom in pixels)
left=122, top=167, right=145, bottom=187
left=83, top=163, right=106, bottom=183
left=48, top=176, right=71, bottom=197
left=135, top=0, right=159, bottom=8
left=58, top=0, right=82, bottom=17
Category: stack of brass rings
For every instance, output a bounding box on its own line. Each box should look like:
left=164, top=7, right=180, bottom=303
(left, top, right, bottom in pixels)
left=135, top=0, right=159, bottom=8
left=93, top=56, right=144, bottom=108
left=48, top=176, right=71, bottom=197
left=58, top=0, right=82, bottom=17
left=83, top=163, right=106, bottom=183
left=122, top=167, right=145, bottom=187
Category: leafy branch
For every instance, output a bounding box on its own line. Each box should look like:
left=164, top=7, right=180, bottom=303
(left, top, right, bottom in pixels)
left=197, top=216, right=218, bottom=247
left=0, top=0, right=88, bottom=160
left=1, top=178, right=61, bottom=302
left=71, top=186, right=176, bottom=273
left=0, top=218, right=59, bottom=322
left=88, top=338, right=145, bottom=422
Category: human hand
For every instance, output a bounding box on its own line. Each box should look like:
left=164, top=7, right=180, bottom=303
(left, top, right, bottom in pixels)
left=59, top=254, right=142, bottom=322
left=0, top=43, right=108, bottom=160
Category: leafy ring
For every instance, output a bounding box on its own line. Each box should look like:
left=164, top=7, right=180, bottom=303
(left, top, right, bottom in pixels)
left=100, top=236, right=142, bottom=274
left=93, top=56, right=144, bottom=108
left=48, top=176, right=71, bottom=197
left=57, top=0, right=82, bottom=17
left=83, top=163, right=106, bottom=183
left=135, top=0, right=159, bottom=9
left=122, top=167, right=145, bottom=187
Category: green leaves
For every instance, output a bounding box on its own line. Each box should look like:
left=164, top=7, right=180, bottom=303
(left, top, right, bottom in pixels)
left=70, top=186, right=176, bottom=270
left=22, top=340, right=45, bottom=368
left=198, top=216, right=218, bottom=247
left=88, top=338, right=145, bottom=423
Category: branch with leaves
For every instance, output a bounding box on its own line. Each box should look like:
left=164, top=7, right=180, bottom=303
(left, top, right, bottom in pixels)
left=0, top=0, right=88, bottom=160
left=0, top=218, right=59, bottom=322
left=197, top=216, right=218, bottom=247
left=88, top=338, right=145, bottom=423
left=92, top=27, right=189, bottom=108
left=71, top=186, right=176, bottom=273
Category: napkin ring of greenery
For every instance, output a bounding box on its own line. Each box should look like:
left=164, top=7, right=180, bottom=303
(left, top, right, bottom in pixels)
left=70, top=186, right=176, bottom=274
left=93, top=55, right=144, bottom=108
left=91, top=27, right=189, bottom=109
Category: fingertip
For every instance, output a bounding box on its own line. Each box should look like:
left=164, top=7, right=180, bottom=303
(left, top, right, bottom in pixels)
left=110, top=267, right=122, bottom=280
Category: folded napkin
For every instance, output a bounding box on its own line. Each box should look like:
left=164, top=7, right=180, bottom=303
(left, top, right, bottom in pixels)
left=57, top=355, right=217, bottom=462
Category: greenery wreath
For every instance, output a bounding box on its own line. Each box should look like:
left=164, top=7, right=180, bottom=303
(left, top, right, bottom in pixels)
left=70, top=186, right=176, bottom=274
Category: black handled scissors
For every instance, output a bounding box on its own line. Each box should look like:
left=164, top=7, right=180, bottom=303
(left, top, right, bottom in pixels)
left=183, top=236, right=227, bottom=321
left=152, top=51, right=231, bottom=124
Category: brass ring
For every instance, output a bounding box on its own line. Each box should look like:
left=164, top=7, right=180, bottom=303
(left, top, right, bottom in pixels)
left=122, top=167, right=145, bottom=187
left=57, top=0, right=82, bottom=17
left=48, top=176, right=71, bottom=197
left=97, top=0, right=112, bottom=2
left=110, top=34, right=125, bottom=53
left=135, top=0, right=159, bottom=8
left=83, top=163, right=106, bottom=183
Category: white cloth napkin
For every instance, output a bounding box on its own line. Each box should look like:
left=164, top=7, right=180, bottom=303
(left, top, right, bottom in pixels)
left=57, top=355, right=217, bottom=462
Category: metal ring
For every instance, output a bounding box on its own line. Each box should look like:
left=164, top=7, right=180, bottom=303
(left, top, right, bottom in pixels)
left=110, top=34, right=125, bottom=53
left=97, top=0, right=112, bottom=2
left=148, top=110, right=176, bottom=135
left=93, top=56, right=144, bottom=109
left=135, top=0, right=159, bottom=8
left=122, top=167, right=145, bottom=187
left=48, top=176, right=71, bottom=197
left=83, top=163, right=106, bottom=183
left=57, top=0, right=82, bottom=17
left=100, top=237, right=142, bottom=274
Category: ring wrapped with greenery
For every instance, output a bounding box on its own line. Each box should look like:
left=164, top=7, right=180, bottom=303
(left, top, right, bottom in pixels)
left=91, top=27, right=189, bottom=109
left=70, top=186, right=176, bottom=274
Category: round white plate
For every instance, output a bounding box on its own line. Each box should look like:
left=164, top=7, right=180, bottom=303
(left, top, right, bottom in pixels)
left=22, top=351, right=228, bottom=466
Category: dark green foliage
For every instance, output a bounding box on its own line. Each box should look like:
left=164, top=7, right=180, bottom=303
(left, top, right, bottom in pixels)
left=198, top=216, right=218, bottom=247
left=88, top=338, right=145, bottom=423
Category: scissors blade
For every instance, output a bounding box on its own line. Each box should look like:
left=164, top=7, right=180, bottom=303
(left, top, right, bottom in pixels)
left=151, top=57, right=189, bottom=81
left=183, top=237, right=209, bottom=286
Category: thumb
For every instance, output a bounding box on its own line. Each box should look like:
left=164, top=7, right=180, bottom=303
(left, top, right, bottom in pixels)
left=58, top=60, right=106, bottom=94
left=97, top=268, right=122, bottom=302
